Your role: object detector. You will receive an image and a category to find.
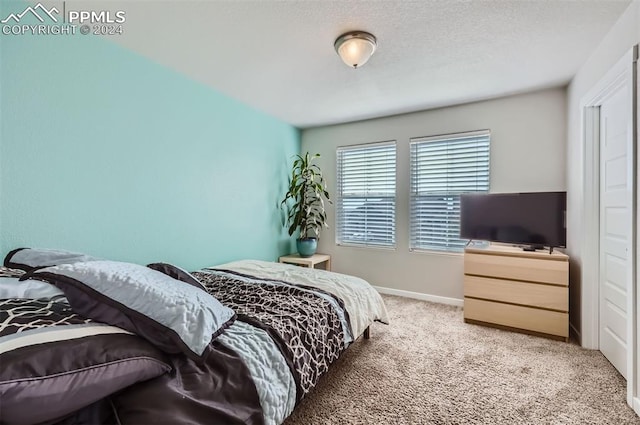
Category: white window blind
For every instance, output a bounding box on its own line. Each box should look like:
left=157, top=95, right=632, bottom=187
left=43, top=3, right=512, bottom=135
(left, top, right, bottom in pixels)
left=410, top=130, right=490, bottom=252
left=336, top=141, right=396, bottom=248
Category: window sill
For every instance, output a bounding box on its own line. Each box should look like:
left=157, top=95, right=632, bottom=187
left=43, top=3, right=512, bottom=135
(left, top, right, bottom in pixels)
left=408, top=248, right=463, bottom=258
left=336, top=243, right=396, bottom=252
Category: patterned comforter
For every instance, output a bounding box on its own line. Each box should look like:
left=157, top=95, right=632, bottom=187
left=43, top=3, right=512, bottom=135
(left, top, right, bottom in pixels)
left=0, top=260, right=389, bottom=425
left=197, top=269, right=349, bottom=400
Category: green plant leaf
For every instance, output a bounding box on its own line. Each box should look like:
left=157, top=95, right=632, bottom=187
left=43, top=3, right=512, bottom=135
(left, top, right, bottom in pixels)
left=280, top=152, right=331, bottom=240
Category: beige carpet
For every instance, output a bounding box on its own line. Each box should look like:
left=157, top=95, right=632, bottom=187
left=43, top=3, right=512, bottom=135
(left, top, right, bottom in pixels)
left=285, top=295, right=639, bottom=424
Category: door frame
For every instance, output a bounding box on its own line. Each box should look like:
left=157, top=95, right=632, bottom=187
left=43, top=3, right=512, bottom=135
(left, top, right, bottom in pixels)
left=580, top=45, right=638, bottom=411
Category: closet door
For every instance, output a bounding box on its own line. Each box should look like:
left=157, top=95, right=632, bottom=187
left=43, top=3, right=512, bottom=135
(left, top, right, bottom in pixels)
left=598, top=74, right=633, bottom=379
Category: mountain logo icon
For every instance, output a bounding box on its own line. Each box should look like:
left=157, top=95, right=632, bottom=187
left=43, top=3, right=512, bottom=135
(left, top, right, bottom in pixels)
left=1, top=3, right=60, bottom=24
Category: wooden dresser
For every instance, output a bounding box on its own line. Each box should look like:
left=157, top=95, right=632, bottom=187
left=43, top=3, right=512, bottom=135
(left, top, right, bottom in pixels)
left=463, top=244, right=569, bottom=341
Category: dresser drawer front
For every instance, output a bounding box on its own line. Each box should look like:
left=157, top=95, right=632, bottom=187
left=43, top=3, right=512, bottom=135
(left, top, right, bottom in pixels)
left=464, top=253, right=568, bottom=285
left=464, top=298, right=568, bottom=337
left=464, top=275, right=568, bottom=311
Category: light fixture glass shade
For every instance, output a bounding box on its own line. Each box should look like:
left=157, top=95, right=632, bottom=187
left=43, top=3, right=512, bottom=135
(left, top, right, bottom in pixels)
left=334, top=32, right=377, bottom=69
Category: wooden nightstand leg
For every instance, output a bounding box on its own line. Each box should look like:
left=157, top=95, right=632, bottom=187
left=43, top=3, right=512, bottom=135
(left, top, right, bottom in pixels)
left=326, top=258, right=331, bottom=271
left=363, top=326, right=370, bottom=339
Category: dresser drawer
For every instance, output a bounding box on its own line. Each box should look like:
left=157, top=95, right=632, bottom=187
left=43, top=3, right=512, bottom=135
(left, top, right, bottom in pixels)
left=464, top=253, right=568, bottom=286
left=464, top=298, right=568, bottom=338
left=464, top=275, right=568, bottom=311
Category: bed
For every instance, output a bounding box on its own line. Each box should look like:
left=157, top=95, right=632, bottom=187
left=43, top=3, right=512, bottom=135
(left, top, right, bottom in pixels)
left=0, top=249, right=389, bottom=425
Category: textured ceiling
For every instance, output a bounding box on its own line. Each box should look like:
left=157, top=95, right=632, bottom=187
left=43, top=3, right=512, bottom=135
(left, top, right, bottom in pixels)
left=106, top=0, right=630, bottom=128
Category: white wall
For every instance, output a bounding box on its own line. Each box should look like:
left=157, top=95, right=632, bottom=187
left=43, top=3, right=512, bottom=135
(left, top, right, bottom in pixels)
left=302, top=87, right=567, bottom=301
left=566, top=0, right=640, bottom=338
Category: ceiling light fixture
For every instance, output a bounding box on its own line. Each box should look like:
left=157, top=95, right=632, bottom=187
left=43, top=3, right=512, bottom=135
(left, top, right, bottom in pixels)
left=334, top=31, right=377, bottom=69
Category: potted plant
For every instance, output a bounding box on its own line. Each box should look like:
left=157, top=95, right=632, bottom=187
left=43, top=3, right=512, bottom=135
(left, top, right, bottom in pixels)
left=280, top=152, right=331, bottom=257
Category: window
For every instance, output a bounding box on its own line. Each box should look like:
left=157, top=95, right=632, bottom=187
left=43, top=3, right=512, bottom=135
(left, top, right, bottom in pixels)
left=336, top=141, right=396, bottom=248
left=410, top=130, right=490, bottom=252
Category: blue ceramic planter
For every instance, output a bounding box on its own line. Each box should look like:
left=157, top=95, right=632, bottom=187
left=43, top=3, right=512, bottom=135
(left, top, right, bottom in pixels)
left=297, top=238, right=317, bottom=257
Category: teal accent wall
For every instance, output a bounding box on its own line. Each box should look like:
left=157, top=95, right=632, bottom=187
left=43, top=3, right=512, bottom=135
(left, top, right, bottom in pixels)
left=0, top=16, right=299, bottom=269
left=0, top=7, right=4, bottom=253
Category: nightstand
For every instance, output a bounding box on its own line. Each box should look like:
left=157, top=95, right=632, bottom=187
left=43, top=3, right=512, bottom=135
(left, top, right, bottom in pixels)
left=278, top=253, right=331, bottom=271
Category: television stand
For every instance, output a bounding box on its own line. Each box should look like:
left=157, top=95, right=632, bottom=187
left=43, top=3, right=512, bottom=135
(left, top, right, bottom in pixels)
left=463, top=244, right=569, bottom=341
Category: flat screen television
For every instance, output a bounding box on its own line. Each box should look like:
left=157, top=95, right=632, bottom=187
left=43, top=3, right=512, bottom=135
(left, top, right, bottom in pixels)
left=460, top=191, right=566, bottom=250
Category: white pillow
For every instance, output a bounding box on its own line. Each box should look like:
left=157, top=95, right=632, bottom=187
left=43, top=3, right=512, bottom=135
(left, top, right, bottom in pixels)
left=0, top=277, right=65, bottom=299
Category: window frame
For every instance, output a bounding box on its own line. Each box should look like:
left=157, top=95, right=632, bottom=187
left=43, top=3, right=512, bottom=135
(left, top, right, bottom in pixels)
left=335, top=140, right=397, bottom=249
left=409, top=130, right=491, bottom=253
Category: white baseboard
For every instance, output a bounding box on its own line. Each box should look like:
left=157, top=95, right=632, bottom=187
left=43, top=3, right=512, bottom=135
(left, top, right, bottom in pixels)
left=373, top=285, right=464, bottom=307
left=633, top=397, right=640, bottom=416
